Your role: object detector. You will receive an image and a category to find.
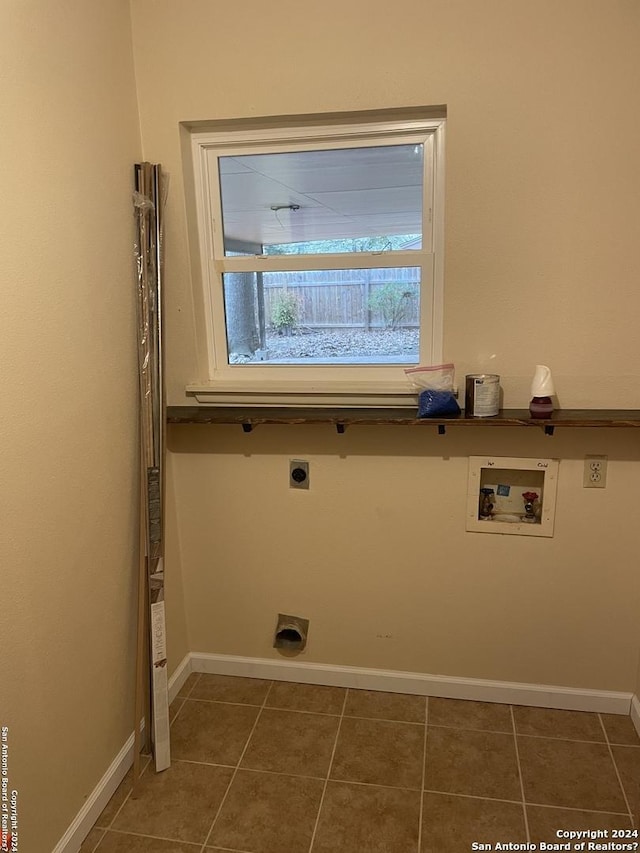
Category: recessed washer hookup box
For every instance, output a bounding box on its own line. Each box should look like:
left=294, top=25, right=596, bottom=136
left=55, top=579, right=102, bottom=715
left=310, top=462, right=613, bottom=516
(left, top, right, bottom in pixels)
left=466, top=456, right=559, bottom=537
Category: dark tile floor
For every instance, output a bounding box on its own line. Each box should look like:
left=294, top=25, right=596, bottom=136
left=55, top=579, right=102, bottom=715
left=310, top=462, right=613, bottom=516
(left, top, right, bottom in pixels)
left=81, top=674, right=640, bottom=853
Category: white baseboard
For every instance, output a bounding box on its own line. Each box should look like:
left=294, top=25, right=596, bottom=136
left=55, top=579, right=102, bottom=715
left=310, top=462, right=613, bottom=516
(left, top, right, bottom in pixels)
left=191, top=652, right=632, bottom=715
left=168, top=652, right=192, bottom=703
left=52, top=729, right=138, bottom=853
left=54, top=653, right=191, bottom=853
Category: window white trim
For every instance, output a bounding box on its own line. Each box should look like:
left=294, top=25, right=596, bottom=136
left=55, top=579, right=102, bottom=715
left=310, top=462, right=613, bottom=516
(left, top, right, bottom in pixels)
left=187, top=112, right=445, bottom=407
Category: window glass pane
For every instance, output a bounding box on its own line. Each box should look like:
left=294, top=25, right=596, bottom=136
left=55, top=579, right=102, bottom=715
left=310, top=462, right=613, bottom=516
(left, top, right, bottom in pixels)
left=219, top=144, right=423, bottom=256
left=223, top=267, right=420, bottom=365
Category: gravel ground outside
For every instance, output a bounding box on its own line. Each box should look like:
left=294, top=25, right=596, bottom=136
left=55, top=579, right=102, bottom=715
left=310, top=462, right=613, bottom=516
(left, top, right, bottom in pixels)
left=261, top=327, right=419, bottom=361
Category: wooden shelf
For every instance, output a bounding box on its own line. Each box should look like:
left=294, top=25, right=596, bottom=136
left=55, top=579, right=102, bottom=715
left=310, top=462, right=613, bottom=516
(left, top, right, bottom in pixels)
left=167, top=407, right=640, bottom=435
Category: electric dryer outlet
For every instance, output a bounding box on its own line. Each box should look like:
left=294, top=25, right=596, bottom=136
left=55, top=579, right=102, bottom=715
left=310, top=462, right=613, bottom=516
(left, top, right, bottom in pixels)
left=289, top=460, right=309, bottom=489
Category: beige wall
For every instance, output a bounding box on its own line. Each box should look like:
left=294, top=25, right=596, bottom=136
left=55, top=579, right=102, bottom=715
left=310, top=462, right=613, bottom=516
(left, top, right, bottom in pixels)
left=0, top=2, right=156, bottom=850
left=131, top=0, right=640, bottom=407
left=135, top=1, right=640, bottom=694
left=170, top=427, right=640, bottom=692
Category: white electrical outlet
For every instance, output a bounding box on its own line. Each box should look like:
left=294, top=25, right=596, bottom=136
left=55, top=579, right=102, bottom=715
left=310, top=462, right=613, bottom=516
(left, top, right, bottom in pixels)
left=583, top=455, right=607, bottom=488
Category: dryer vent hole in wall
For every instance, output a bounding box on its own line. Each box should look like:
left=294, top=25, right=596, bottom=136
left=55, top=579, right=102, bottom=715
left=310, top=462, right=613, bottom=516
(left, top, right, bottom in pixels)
left=274, top=613, right=309, bottom=652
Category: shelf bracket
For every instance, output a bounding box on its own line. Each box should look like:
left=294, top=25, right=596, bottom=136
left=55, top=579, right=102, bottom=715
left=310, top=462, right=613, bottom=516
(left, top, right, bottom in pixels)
left=438, top=424, right=446, bottom=435
left=242, top=423, right=253, bottom=433
left=544, top=425, right=555, bottom=436
left=336, top=423, right=346, bottom=434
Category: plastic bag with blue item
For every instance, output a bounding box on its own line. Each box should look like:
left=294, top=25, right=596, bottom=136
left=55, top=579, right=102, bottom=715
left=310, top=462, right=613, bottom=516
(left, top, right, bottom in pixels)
left=405, top=363, right=461, bottom=418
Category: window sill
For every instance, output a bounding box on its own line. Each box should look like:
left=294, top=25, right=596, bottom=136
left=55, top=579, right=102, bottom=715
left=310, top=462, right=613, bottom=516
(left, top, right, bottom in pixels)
left=185, top=380, right=420, bottom=408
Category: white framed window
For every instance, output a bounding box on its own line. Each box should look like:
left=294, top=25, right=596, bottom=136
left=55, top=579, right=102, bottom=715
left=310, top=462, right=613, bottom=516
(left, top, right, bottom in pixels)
left=187, top=110, right=445, bottom=406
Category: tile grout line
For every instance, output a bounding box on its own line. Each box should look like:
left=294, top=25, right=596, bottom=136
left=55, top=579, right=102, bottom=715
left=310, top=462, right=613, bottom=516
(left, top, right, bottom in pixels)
left=85, top=828, right=106, bottom=853
left=182, top=671, right=202, bottom=698
left=597, top=712, right=635, bottom=826
left=327, top=776, right=422, bottom=793
left=199, top=680, right=275, bottom=853
left=307, top=686, right=349, bottom=853
left=170, top=672, right=203, bottom=728
left=171, top=757, right=327, bottom=780
left=430, top=723, right=626, bottom=745
left=343, top=713, right=424, bottom=727
left=423, top=788, right=523, bottom=806
left=180, top=697, right=277, bottom=711
left=170, top=696, right=187, bottom=726
left=97, top=825, right=219, bottom=846
left=421, top=787, right=632, bottom=815
left=523, top=801, right=630, bottom=816
left=99, top=825, right=253, bottom=851
left=510, top=731, right=635, bottom=746
left=510, top=706, right=531, bottom=844
left=96, top=754, right=152, bottom=831
left=178, top=697, right=429, bottom=726
left=206, top=842, right=259, bottom=852
left=199, top=846, right=252, bottom=853
left=416, top=696, right=429, bottom=853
